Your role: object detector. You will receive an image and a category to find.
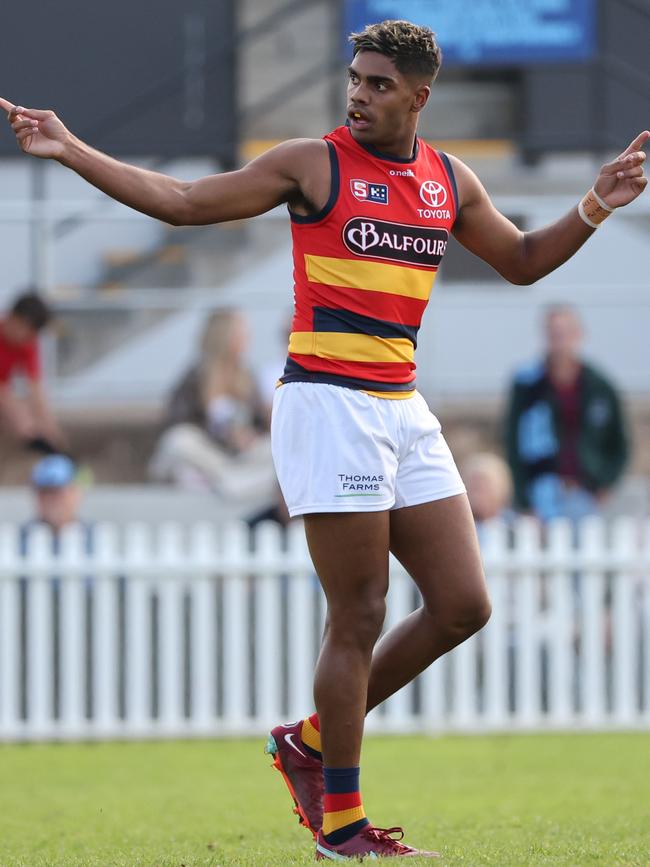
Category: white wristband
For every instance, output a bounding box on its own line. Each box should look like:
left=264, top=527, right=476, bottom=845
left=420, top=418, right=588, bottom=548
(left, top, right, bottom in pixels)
left=590, top=187, right=614, bottom=213
left=578, top=200, right=600, bottom=229
left=578, top=188, right=614, bottom=229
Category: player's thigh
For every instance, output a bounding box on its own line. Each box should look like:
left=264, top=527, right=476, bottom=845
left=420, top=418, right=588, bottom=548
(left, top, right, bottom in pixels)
left=393, top=391, right=465, bottom=510
left=272, top=383, right=398, bottom=517
left=304, top=510, right=391, bottom=612
left=389, top=493, right=489, bottom=617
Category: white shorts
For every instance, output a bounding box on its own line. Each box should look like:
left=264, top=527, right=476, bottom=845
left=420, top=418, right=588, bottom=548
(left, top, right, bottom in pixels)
left=271, top=382, right=466, bottom=517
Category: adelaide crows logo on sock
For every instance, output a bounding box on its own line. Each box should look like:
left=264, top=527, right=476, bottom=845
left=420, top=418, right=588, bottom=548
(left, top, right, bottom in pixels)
left=350, top=179, right=389, bottom=205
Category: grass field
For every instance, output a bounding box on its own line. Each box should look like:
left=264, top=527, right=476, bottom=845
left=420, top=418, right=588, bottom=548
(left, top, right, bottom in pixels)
left=2, top=733, right=649, bottom=866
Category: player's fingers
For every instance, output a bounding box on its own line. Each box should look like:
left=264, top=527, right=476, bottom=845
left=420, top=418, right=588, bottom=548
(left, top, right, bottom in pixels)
left=0, top=96, right=16, bottom=115
left=618, top=130, right=650, bottom=159
left=11, top=118, right=38, bottom=132
left=14, top=106, right=55, bottom=121
left=602, top=150, right=646, bottom=175
left=630, top=177, right=649, bottom=197
left=616, top=166, right=645, bottom=179
left=16, top=128, right=37, bottom=143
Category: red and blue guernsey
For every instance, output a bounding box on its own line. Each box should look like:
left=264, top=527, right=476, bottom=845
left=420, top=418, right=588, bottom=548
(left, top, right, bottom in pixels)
left=280, top=124, right=458, bottom=398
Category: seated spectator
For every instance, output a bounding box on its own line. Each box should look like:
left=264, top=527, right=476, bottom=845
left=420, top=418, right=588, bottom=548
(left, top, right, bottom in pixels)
left=462, top=452, right=514, bottom=526
left=0, top=292, right=67, bottom=455
left=149, top=309, right=277, bottom=514
left=505, top=304, right=629, bottom=523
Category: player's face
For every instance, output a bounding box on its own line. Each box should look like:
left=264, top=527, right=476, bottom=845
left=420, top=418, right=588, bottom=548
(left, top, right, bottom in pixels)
left=346, top=51, right=429, bottom=154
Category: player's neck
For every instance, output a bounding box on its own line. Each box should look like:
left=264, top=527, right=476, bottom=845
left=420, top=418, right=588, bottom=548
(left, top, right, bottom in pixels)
left=351, top=128, right=418, bottom=160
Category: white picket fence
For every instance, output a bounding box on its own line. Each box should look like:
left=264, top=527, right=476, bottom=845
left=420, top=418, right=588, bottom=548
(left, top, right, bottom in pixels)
left=1, top=517, right=649, bottom=741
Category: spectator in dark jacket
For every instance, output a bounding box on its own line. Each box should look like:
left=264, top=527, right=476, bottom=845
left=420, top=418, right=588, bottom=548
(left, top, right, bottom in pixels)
left=505, top=305, right=629, bottom=522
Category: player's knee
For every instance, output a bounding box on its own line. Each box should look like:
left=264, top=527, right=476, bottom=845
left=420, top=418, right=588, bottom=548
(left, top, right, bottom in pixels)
left=450, top=591, right=492, bottom=639
left=328, top=593, right=386, bottom=648
left=472, top=594, right=492, bottom=632
left=433, top=586, right=491, bottom=643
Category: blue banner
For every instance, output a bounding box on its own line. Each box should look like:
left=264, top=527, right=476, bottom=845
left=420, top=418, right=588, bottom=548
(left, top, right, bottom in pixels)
left=344, top=0, right=597, bottom=66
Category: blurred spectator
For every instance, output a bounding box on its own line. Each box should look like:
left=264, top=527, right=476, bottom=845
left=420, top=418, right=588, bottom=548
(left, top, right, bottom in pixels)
left=505, top=304, right=629, bottom=522
left=462, top=452, right=514, bottom=525
left=19, top=455, right=94, bottom=721
left=20, top=455, right=94, bottom=558
left=255, top=313, right=294, bottom=427
left=0, top=292, right=66, bottom=455
left=149, top=309, right=278, bottom=514
left=27, top=455, right=84, bottom=533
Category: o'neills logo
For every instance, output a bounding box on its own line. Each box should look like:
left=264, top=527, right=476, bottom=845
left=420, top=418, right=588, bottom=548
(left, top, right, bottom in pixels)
left=343, top=218, right=448, bottom=267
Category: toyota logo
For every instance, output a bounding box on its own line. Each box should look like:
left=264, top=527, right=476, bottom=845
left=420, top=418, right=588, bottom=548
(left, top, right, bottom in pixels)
left=419, top=180, right=448, bottom=208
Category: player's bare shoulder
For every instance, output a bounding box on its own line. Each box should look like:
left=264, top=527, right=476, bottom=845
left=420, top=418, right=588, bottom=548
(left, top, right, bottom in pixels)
left=248, top=138, right=331, bottom=216
left=245, top=138, right=327, bottom=182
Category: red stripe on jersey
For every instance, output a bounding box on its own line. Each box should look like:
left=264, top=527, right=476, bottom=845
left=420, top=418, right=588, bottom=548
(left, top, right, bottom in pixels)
left=296, top=282, right=428, bottom=329
left=288, top=353, right=415, bottom=384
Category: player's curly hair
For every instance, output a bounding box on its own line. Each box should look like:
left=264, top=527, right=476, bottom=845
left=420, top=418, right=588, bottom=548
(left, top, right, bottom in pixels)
left=349, top=19, right=442, bottom=83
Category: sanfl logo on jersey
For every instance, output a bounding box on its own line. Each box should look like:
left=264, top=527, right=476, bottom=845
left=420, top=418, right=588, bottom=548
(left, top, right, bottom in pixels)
left=350, top=179, right=389, bottom=205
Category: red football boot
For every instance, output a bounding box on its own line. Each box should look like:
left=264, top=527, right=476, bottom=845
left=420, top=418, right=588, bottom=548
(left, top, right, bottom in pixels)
left=315, top=825, right=440, bottom=860
left=265, top=721, right=324, bottom=837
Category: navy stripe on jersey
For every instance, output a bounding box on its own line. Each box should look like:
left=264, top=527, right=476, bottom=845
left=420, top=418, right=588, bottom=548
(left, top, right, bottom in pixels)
left=280, top=357, right=416, bottom=392
left=438, top=151, right=459, bottom=218
left=289, top=141, right=340, bottom=224
left=313, top=306, right=419, bottom=348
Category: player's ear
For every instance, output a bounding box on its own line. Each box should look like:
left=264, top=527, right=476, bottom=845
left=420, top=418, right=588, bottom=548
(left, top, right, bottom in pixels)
left=411, top=84, right=431, bottom=114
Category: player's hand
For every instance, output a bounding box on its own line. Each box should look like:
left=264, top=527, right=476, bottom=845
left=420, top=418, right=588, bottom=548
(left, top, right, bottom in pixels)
left=0, top=97, right=70, bottom=160
left=594, top=130, right=649, bottom=208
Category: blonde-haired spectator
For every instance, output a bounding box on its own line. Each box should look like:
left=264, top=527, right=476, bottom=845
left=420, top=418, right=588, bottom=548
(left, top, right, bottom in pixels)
left=149, top=309, right=277, bottom=514
left=461, top=452, right=514, bottom=525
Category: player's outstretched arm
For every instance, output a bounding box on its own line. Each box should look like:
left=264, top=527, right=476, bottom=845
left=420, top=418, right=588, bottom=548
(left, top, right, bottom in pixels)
left=0, top=97, right=318, bottom=225
left=450, top=131, right=649, bottom=285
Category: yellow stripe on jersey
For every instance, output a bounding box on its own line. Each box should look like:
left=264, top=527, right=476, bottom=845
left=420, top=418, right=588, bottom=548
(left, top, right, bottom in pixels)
left=305, top=255, right=436, bottom=301
left=289, top=331, right=414, bottom=364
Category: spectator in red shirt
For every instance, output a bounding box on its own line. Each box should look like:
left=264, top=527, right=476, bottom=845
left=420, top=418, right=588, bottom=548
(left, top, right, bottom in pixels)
left=0, top=292, right=65, bottom=454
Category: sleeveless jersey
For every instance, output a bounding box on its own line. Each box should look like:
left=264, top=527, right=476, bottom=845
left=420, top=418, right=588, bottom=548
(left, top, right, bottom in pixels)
left=280, top=124, right=458, bottom=397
